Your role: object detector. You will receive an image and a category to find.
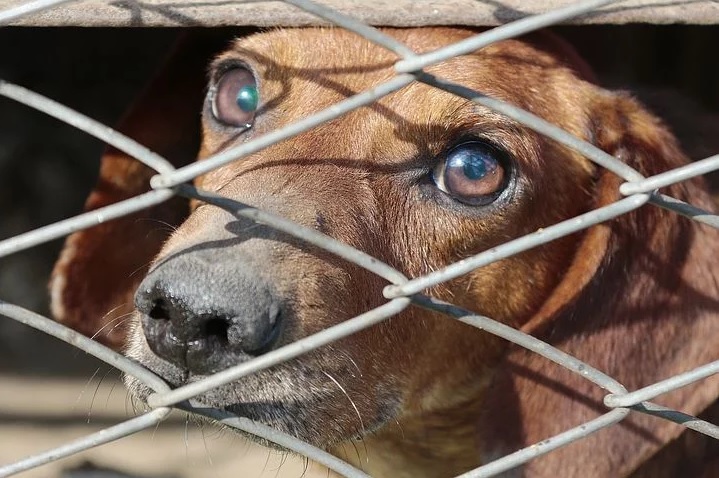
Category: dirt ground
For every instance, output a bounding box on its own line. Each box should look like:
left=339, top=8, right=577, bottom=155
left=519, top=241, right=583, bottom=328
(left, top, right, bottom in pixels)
left=1, top=373, right=335, bottom=478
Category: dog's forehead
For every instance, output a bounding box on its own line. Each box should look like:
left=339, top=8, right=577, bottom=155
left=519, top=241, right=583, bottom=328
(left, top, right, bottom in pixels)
left=219, top=27, right=570, bottom=101
left=204, top=27, right=592, bottom=169
left=228, top=27, right=475, bottom=71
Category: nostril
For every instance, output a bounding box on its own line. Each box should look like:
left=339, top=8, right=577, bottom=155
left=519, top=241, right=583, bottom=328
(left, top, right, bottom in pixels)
left=204, top=317, right=230, bottom=344
left=269, top=302, right=280, bottom=326
left=149, top=299, right=169, bottom=321
left=234, top=307, right=282, bottom=356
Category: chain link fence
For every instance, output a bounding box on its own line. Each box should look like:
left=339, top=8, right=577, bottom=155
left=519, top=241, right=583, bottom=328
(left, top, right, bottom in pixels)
left=1, top=0, right=718, bottom=477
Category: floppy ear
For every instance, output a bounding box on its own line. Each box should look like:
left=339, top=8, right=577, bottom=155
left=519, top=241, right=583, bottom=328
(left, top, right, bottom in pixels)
left=50, top=31, right=236, bottom=349
left=479, top=92, right=719, bottom=475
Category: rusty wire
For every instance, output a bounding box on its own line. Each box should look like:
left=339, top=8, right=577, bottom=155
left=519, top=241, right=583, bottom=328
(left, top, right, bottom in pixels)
left=1, top=0, right=719, bottom=477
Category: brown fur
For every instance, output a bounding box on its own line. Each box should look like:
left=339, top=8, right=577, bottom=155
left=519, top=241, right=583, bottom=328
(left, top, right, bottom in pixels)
left=51, top=28, right=719, bottom=477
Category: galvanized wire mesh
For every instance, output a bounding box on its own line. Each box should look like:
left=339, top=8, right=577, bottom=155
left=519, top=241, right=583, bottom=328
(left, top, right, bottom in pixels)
left=1, top=0, right=719, bottom=477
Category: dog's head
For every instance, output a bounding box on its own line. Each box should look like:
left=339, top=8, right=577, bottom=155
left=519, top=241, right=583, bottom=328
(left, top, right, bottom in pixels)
left=51, top=28, right=719, bottom=476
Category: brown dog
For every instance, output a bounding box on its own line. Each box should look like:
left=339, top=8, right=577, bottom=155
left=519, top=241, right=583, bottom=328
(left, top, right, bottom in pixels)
left=50, top=28, right=719, bottom=477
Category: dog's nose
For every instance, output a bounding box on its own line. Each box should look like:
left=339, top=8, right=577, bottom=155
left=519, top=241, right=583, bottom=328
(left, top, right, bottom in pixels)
left=134, top=253, right=282, bottom=375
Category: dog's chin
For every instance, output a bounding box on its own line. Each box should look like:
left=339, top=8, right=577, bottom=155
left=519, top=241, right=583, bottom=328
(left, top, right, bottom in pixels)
left=124, top=345, right=402, bottom=449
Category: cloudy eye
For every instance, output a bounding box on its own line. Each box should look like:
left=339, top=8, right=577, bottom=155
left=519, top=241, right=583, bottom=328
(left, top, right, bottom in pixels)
left=211, top=67, right=259, bottom=128
left=432, top=141, right=508, bottom=206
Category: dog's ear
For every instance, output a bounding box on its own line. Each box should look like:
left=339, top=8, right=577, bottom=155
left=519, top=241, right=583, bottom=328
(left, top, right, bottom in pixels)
left=479, top=92, right=719, bottom=475
left=49, top=32, right=235, bottom=349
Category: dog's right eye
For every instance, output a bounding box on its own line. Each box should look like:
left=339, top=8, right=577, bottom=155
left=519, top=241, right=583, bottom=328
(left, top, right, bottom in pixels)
left=432, top=141, right=509, bottom=206
left=211, top=67, right=259, bottom=128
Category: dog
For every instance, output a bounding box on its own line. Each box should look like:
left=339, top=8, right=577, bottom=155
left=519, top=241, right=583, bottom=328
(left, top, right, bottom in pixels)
left=50, top=27, right=719, bottom=477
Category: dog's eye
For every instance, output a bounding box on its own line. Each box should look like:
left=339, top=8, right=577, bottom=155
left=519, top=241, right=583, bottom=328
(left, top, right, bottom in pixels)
left=433, top=141, right=507, bottom=205
left=211, top=67, right=259, bottom=128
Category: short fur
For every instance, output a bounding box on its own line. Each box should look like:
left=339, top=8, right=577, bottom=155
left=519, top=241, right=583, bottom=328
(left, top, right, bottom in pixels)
left=51, top=28, right=719, bottom=477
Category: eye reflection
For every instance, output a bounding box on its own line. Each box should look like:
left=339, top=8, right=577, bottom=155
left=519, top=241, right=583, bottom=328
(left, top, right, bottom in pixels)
left=433, top=141, right=508, bottom=206
left=211, top=67, right=259, bottom=128
left=236, top=84, right=259, bottom=113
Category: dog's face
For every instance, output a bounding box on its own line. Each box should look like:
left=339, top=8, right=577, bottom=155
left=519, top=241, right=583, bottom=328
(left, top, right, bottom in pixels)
left=52, top=26, right=719, bottom=477
left=124, top=28, right=599, bottom=446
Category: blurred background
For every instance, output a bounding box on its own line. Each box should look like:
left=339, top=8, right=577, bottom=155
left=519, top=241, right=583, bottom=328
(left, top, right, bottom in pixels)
left=0, top=24, right=717, bottom=478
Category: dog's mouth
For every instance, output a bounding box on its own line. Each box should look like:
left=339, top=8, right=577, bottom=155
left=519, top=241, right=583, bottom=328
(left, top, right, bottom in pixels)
left=126, top=335, right=400, bottom=448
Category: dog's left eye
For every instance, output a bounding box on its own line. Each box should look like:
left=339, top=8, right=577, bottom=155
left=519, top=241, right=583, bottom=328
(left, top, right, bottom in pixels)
left=432, top=141, right=508, bottom=206
left=211, top=67, right=259, bottom=128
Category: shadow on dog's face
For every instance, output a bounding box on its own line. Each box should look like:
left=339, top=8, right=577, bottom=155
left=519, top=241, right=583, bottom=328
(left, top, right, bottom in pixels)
left=123, top=27, right=601, bottom=448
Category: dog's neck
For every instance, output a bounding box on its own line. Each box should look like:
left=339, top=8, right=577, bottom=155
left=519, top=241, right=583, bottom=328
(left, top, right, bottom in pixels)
left=333, top=398, right=488, bottom=478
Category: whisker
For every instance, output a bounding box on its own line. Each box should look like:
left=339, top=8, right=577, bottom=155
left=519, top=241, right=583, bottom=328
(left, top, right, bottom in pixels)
left=321, top=371, right=365, bottom=435
left=184, top=413, right=190, bottom=461
left=300, top=454, right=309, bottom=478
left=151, top=413, right=162, bottom=440
left=261, top=448, right=272, bottom=476
left=321, top=370, right=370, bottom=465
left=75, top=367, right=102, bottom=412
left=135, top=217, right=179, bottom=234
left=349, top=440, right=363, bottom=470
left=273, top=452, right=287, bottom=478
left=89, top=305, right=131, bottom=340
left=200, top=423, right=214, bottom=466
left=395, top=418, right=406, bottom=440
left=87, top=367, right=113, bottom=423
left=105, top=314, right=136, bottom=336
left=334, top=349, right=362, bottom=378
left=129, top=257, right=159, bottom=279
left=124, top=390, right=132, bottom=418
left=104, top=369, right=119, bottom=411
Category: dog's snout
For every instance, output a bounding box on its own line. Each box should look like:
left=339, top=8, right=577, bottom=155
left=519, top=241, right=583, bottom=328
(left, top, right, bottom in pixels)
left=135, top=253, right=282, bottom=375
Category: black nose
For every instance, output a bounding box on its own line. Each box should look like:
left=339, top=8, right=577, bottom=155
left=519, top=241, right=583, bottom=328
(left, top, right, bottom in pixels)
left=135, top=252, right=283, bottom=375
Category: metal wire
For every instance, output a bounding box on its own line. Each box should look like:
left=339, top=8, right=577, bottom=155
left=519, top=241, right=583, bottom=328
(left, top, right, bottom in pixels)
left=605, top=360, right=719, bottom=408
left=414, top=72, right=645, bottom=181
left=0, top=0, right=75, bottom=25
left=146, top=297, right=411, bottom=409
left=649, top=193, right=719, bottom=229
left=628, top=402, right=719, bottom=440
left=0, top=408, right=172, bottom=478
left=282, top=0, right=417, bottom=58
left=393, top=0, right=621, bottom=74
left=621, top=153, right=719, bottom=194
left=457, top=409, right=630, bottom=478
left=174, top=185, right=409, bottom=285
left=150, top=74, right=416, bottom=188
left=0, top=81, right=175, bottom=174
left=181, top=403, right=373, bottom=478
left=383, top=194, right=649, bottom=299
left=0, top=190, right=174, bottom=258
left=411, top=295, right=628, bottom=394
left=1, top=0, right=718, bottom=477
